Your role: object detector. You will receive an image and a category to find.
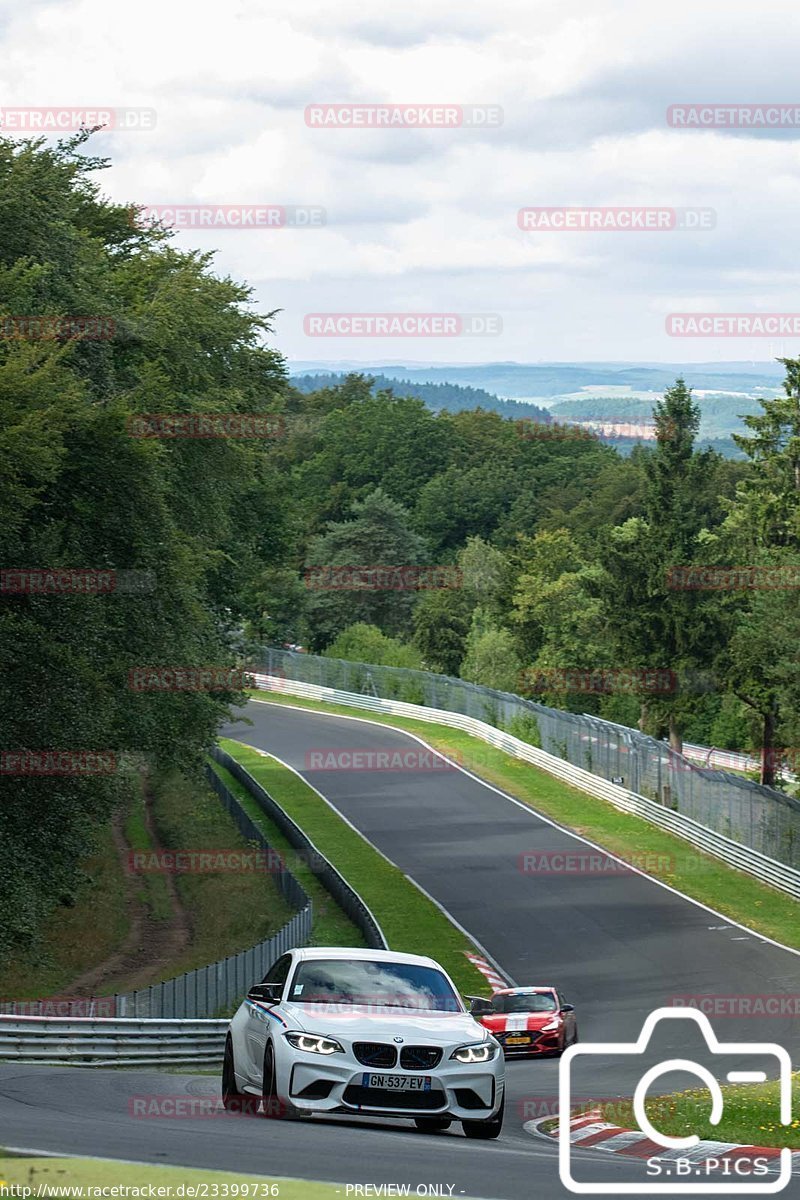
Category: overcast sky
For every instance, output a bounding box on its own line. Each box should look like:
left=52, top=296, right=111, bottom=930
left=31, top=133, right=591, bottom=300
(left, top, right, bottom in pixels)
left=2, top=0, right=800, bottom=366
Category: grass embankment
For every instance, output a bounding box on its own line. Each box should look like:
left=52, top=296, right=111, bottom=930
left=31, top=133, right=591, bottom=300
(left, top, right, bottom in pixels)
left=0, top=1156, right=341, bottom=1198
left=244, top=690, right=800, bottom=951
left=0, top=770, right=296, bottom=1000
left=147, top=769, right=296, bottom=979
left=217, top=738, right=489, bottom=995
left=593, top=1074, right=800, bottom=1149
left=0, top=822, right=130, bottom=998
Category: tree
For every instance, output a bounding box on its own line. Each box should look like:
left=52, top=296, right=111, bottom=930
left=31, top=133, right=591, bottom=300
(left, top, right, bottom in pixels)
left=412, top=588, right=472, bottom=675
left=458, top=536, right=512, bottom=619
left=597, top=381, right=725, bottom=751
left=719, top=359, right=800, bottom=782
left=304, top=489, right=432, bottom=649
left=0, top=134, right=287, bottom=959
left=511, top=529, right=613, bottom=710
left=324, top=623, right=423, bottom=669
left=460, top=616, right=521, bottom=692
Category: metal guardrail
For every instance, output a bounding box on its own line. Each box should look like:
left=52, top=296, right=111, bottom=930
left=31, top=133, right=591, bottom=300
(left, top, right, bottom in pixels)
left=0, top=1015, right=228, bottom=1066
left=251, top=673, right=800, bottom=901
left=210, top=746, right=388, bottom=950
left=254, top=647, right=800, bottom=872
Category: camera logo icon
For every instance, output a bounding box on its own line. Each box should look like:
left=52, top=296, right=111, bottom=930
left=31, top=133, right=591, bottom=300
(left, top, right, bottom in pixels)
left=559, top=1007, right=792, bottom=1194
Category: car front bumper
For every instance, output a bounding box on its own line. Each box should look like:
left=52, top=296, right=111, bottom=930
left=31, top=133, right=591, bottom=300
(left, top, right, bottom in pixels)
left=285, top=1055, right=504, bottom=1119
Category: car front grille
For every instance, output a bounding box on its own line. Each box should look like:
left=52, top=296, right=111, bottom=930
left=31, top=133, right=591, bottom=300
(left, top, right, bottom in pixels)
left=353, top=1041, right=397, bottom=1068
left=399, top=1045, right=442, bottom=1070
left=343, top=1085, right=446, bottom=1111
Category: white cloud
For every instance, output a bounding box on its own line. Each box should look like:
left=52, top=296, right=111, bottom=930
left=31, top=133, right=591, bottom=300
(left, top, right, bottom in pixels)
left=1, top=0, right=799, bottom=361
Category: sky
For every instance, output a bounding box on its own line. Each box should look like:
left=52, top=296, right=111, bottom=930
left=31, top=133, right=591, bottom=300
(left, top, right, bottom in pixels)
left=2, top=0, right=800, bottom=366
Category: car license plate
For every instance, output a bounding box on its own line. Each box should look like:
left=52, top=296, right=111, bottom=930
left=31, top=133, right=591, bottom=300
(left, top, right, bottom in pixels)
left=506, top=1034, right=532, bottom=1045
left=361, top=1073, right=432, bottom=1091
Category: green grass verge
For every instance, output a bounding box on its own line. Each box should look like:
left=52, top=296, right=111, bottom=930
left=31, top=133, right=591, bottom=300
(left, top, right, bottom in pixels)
left=241, top=690, right=800, bottom=951
left=206, top=759, right=367, bottom=948
left=0, top=1156, right=341, bottom=1197
left=218, top=738, right=488, bottom=996
left=594, top=1074, right=800, bottom=1149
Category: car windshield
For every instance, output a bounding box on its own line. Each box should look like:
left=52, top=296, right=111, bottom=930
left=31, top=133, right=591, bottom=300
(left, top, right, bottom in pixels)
left=288, top=959, right=462, bottom=1011
left=492, top=992, right=558, bottom=1014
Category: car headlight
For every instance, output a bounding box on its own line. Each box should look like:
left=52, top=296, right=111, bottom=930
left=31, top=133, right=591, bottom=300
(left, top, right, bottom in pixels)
left=450, top=1041, right=498, bottom=1063
left=540, top=1018, right=561, bottom=1032
left=284, top=1032, right=344, bottom=1055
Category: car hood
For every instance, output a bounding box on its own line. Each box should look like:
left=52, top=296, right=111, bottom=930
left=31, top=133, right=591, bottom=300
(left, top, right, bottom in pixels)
left=281, top=1003, right=489, bottom=1044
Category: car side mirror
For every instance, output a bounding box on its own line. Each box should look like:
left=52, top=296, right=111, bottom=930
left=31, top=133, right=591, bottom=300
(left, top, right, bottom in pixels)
left=561, top=1003, right=575, bottom=1013
left=467, top=996, right=496, bottom=1017
left=247, top=982, right=281, bottom=1004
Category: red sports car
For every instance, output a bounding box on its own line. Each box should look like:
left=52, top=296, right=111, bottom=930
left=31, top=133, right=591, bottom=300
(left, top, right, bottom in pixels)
left=468, top=987, right=578, bottom=1056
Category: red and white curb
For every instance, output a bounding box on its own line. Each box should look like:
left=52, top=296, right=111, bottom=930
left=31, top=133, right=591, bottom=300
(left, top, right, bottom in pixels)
left=527, top=1108, right=800, bottom=1176
left=464, top=952, right=508, bottom=994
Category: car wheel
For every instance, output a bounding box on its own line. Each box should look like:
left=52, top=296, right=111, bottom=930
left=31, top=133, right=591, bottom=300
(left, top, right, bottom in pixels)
left=262, top=1042, right=290, bottom=1119
left=462, top=1096, right=504, bottom=1140
left=222, top=1036, right=258, bottom=1115
left=414, top=1117, right=452, bottom=1134
left=262, top=1042, right=302, bottom=1119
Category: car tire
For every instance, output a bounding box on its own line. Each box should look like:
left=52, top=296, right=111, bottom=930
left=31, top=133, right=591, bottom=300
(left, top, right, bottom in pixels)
left=462, top=1096, right=504, bottom=1140
left=222, top=1036, right=258, bottom=1115
left=414, top=1117, right=452, bottom=1134
left=262, top=1042, right=301, bottom=1120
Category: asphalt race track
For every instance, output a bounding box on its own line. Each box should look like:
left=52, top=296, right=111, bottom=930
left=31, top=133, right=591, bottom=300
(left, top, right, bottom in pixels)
left=2, top=698, right=799, bottom=1199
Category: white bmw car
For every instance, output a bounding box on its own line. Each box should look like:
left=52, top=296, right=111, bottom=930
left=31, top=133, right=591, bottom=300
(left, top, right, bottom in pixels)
left=222, top=946, right=505, bottom=1138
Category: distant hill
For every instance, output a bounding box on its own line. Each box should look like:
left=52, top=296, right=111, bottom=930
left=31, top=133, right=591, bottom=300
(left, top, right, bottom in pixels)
left=550, top=391, right=764, bottom=445
left=290, top=372, right=552, bottom=424
left=288, top=360, right=785, bottom=398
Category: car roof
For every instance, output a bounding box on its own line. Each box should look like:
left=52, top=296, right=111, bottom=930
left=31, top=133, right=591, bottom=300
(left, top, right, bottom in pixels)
left=289, top=946, right=442, bottom=969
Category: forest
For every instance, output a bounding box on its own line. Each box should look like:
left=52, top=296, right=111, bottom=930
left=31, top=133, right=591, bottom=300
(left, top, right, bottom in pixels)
left=3, top=133, right=800, bottom=956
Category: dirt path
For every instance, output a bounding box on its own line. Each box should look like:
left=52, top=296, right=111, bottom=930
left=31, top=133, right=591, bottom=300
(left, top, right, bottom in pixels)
left=64, top=776, right=192, bottom=998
